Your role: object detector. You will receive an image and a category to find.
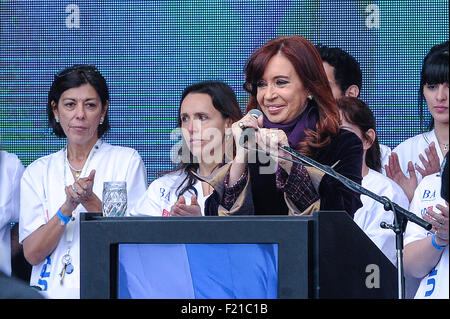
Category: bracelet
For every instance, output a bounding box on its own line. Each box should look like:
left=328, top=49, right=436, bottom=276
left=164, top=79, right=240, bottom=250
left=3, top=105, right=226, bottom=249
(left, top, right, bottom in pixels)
left=431, top=234, right=446, bottom=250
left=56, top=209, right=71, bottom=226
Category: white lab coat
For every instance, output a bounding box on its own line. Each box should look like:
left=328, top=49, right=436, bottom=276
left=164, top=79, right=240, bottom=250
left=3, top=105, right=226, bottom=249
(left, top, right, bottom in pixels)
left=19, top=141, right=147, bottom=299
left=354, top=168, right=409, bottom=266
left=354, top=168, right=423, bottom=298
left=129, top=169, right=209, bottom=217
left=0, top=151, right=25, bottom=276
left=404, top=173, right=448, bottom=299
left=379, top=144, right=391, bottom=175
left=382, top=130, right=445, bottom=186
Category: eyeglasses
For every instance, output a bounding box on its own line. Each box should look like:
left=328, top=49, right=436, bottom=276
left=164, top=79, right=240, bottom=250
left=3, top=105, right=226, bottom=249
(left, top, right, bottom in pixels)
left=54, top=64, right=100, bottom=79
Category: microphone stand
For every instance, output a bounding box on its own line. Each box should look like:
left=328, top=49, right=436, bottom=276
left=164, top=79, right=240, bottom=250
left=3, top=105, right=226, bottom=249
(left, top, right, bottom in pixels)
left=242, top=141, right=432, bottom=299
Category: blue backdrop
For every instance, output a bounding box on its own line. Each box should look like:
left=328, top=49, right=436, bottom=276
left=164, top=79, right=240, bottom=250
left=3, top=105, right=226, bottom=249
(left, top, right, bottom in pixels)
left=1, top=0, right=448, bottom=182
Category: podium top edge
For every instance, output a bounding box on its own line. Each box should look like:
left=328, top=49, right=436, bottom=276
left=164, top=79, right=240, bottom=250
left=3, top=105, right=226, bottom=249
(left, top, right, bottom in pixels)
left=79, top=212, right=347, bottom=222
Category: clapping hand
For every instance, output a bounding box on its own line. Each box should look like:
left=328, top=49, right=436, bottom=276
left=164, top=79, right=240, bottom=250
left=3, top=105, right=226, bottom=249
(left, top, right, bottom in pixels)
left=385, top=153, right=417, bottom=202
left=425, top=202, right=449, bottom=246
left=416, top=142, right=441, bottom=178
left=170, top=194, right=202, bottom=216
left=65, top=170, right=100, bottom=212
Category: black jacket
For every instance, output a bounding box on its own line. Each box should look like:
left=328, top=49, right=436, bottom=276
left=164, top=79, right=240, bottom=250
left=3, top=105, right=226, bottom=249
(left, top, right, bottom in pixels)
left=249, top=129, right=363, bottom=218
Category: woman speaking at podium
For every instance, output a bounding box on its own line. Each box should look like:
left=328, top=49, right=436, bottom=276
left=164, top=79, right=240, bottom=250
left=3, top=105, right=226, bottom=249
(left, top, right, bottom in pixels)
left=206, top=36, right=364, bottom=217
left=19, top=65, right=147, bottom=298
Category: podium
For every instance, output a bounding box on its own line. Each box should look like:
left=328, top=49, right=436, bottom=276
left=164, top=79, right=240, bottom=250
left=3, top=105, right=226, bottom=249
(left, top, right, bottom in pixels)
left=80, top=211, right=397, bottom=299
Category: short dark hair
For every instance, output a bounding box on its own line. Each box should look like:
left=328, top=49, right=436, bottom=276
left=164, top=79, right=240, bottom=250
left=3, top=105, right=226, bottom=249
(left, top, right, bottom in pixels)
left=47, top=64, right=111, bottom=138
left=315, top=44, right=362, bottom=96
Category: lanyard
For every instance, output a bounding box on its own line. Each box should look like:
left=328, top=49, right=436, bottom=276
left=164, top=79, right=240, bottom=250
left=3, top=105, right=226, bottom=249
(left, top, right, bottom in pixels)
left=63, top=139, right=103, bottom=243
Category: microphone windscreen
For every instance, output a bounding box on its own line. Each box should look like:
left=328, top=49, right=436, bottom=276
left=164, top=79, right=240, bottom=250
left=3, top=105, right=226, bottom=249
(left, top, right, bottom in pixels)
left=248, top=109, right=263, bottom=119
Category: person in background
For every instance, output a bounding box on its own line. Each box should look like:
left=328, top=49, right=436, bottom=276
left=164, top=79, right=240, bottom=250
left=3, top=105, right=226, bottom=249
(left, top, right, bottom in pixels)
left=403, top=153, right=448, bottom=299
left=384, top=41, right=448, bottom=203
left=19, top=65, right=147, bottom=299
left=337, top=97, right=420, bottom=298
left=207, top=35, right=363, bottom=217
left=0, top=149, right=25, bottom=277
left=337, top=96, right=409, bottom=265
left=315, top=44, right=362, bottom=99
left=129, top=81, right=246, bottom=217
left=315, top=44, right=391, bottom=171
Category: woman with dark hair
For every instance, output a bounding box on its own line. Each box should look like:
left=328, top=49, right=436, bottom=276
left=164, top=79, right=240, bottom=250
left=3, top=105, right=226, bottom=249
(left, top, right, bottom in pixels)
left=216, top=35, right=364, bottom=217
left=129, top=81, right=244, bottom=217
left=337, top=96, right=409, bottom=266
left=19, top=65, right=147, bottom=298
left=384, top=41, right=448, bottom=202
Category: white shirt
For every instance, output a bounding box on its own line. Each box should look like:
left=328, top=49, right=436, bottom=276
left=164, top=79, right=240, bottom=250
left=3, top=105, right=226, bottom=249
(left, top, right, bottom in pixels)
left=404, top=173, right=449, bottom=299
left=354, top=169, right=409, bottom=266
left=19, top=141, right=147, bottom=299
left=0, top=151, right=25, bottom=276
left=379, top=144, right=391, bottom=175
left=128, top=169, right=209, bottom=217
left=382, top=130, right=445, bottom=186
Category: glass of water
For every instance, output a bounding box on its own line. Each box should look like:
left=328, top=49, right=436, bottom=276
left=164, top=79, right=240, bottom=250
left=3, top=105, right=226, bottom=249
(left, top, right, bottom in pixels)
left=102, top=181, right=127, bottom=217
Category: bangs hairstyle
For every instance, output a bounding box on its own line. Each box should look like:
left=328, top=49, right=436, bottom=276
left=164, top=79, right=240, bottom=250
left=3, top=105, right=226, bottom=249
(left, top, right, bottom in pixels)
left=243, top=35, right=340, bottom=156
left=47, top=64, right=111, bottom=138
left=419, top=41, right=449, bottom=131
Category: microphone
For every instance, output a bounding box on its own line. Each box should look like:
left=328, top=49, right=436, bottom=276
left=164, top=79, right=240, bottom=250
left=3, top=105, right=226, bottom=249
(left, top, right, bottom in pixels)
left=278, top=145, right=431, bottom=301
left=239, top=131, right=432, bottom=232
left=247, top=109, right=263, bottom=120
left=279, top=145, right=432, bottom=231
left=239, top=109, right=263, bottom=145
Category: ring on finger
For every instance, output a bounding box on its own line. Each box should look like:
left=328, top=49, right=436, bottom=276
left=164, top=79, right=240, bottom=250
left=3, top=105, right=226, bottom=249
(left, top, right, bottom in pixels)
left=238, top=122, right=246, bottom=129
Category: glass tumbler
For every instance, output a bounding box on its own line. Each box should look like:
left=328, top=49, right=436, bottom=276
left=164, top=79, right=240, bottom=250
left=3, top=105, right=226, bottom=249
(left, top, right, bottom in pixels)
left=102, top=181, right=127, bottom=217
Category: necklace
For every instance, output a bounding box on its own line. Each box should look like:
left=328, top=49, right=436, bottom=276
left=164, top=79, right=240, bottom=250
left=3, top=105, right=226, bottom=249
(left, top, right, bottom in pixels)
left=67, top=161, right=82, bottom=178
left=444, top=144, right=449, bottom=151
left=64, top=139, right=103, bottom=183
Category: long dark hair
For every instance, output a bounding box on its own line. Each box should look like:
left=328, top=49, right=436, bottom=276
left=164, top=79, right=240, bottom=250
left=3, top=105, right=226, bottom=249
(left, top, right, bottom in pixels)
left=419, top=41, right=449, bottom=132
left=47, top=64, right=111, bottom=138
left=169, top=81, right=243, bottom=197
left=337, top=97, right=381, bottom=172
left=243, top=35, right=340, bottom=156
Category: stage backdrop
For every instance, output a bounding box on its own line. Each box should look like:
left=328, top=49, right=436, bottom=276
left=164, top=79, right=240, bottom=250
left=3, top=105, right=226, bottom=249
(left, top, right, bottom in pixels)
left=1, top=0, right=448, bottom=182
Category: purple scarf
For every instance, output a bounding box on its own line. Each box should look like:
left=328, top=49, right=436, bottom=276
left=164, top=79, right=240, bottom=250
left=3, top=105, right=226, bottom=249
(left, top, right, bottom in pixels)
left=263, top=104, right=318, bottom=148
